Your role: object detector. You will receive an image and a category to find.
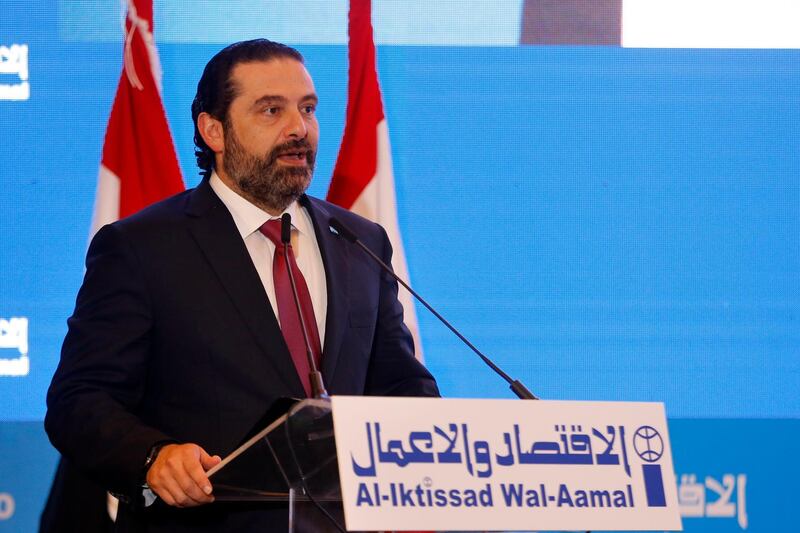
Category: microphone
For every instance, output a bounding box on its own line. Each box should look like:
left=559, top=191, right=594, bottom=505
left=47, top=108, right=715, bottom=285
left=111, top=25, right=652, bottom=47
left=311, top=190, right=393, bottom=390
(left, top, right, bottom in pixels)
left=281, top=213, right=328, bottom=399
left=328, top=217, right=538, bottom=400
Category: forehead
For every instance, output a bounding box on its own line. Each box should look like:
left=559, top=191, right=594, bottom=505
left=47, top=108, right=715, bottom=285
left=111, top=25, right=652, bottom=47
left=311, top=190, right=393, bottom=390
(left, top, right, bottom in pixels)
left=229, top=58, right=315, bottom=102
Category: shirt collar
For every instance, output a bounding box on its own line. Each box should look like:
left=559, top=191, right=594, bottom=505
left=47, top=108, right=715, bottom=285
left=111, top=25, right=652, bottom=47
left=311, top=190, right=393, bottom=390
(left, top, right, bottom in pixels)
left=209, top=171, right=308, bottom=239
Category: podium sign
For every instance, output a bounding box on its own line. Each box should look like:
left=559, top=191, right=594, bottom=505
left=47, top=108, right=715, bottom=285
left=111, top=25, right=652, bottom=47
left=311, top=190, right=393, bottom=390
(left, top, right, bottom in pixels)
left=332, top=397, right=682, bottom=531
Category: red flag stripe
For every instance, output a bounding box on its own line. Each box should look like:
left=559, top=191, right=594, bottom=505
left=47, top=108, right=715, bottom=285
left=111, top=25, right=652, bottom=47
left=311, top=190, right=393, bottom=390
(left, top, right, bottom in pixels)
left=327, top=0, right=384, bottom=209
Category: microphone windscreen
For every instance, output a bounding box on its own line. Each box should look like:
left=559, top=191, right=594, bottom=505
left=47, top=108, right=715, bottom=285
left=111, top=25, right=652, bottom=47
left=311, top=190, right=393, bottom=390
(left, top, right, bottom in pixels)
left=281, top=213, right=292, bottom=244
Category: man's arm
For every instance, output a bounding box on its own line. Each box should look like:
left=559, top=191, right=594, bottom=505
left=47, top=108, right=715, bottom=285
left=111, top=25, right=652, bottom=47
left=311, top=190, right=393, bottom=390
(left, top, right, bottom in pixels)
left=46, top=224, right=170, bottom=494
left=45, top=224, right=218, bottom=505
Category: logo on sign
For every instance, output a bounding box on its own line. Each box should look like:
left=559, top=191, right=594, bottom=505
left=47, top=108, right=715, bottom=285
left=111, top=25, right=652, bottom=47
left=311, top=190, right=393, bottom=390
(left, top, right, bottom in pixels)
left=0, top=317, right=30, bottom=376
left=633, top=425, right=666, bottom=507
left=0, top=44, right=29, bottom=101
left=633, top=425, right=663, bottom=462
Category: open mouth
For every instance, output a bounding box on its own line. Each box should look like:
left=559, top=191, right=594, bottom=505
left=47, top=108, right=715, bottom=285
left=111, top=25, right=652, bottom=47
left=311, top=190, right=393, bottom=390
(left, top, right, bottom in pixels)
left=276, top=150, right=308, bottom=163
left=279, top=151, right=305, bottom=159
left=271, top=140, right=314, bottom=168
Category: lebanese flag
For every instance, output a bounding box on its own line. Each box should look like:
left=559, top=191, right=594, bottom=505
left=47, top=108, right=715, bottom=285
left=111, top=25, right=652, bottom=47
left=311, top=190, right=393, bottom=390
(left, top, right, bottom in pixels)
left=93, top=0, right=183, bottom=522
left=90, top=0, right=184, bottom=237
left=327, top=0, right=424, bottom=360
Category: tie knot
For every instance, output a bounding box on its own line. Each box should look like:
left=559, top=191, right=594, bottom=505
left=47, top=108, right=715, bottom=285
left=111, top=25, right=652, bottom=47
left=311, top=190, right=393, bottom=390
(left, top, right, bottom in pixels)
left=259, top=219, right=284, bottom=247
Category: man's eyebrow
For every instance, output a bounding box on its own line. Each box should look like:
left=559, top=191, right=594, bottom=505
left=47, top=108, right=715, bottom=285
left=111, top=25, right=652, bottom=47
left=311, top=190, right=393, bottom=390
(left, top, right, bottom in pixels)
left=252, top=93, right=318, bottom=108
left=252, top=95, right=287, bottom=108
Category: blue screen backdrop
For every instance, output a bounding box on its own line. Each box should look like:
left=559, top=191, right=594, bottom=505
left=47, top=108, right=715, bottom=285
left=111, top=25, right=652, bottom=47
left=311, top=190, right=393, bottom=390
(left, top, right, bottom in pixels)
left=1, top=1, right=798, bottom=531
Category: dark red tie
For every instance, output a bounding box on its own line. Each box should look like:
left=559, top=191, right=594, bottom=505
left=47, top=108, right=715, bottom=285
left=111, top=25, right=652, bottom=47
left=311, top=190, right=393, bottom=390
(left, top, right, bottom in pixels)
left=260, top=219, right=322, bottom=397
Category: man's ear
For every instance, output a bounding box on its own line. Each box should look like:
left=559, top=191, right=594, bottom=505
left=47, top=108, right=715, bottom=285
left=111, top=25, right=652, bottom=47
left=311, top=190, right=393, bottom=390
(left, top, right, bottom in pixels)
left=197, top=112, right=225, bottom=153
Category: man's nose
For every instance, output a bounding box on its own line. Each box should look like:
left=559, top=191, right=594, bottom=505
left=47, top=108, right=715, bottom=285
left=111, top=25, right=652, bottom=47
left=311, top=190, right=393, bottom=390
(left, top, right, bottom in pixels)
left=283, top=108, right=307, bottom=139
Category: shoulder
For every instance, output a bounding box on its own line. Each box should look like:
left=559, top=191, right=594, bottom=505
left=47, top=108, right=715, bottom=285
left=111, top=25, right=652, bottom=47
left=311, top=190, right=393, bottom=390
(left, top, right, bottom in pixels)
left=88, top=184, right=213, bottom=264
left=112, top=188, right=195, bottom=235
left=102, top=177, right=223, bottom=241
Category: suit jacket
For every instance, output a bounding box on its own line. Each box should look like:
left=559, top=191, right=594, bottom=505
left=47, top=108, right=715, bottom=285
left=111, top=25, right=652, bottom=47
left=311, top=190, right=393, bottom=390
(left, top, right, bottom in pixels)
left=44, top=179, right=438, bottom=532
left=39, top=457, right=115, bottom=533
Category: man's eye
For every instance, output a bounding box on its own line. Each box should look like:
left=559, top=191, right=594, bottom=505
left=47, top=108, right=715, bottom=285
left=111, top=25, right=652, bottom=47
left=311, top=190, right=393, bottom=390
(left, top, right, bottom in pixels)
left=302, top=105, right=316, bottom=115
left=264, top=107, right=279, bottom=115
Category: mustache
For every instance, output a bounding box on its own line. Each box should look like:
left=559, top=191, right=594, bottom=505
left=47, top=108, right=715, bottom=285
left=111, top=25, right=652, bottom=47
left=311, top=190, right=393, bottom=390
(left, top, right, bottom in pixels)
left=267, top=139, right=315, bottom=164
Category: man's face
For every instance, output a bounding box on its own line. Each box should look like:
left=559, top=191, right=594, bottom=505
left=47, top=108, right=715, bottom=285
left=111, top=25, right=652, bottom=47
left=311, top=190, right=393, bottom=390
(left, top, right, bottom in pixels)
left=219, top=58, right=319, bottom=213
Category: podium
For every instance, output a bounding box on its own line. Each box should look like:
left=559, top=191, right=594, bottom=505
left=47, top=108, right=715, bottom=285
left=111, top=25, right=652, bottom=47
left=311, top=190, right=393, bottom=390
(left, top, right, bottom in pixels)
left=208, top=398, right=345, bottom=532
left=207, top=396, right=682, bottom=532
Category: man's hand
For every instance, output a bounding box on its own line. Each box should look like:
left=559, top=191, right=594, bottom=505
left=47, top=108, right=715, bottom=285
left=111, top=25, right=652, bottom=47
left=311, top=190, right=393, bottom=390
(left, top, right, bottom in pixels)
left=145, top=443, right=222, bottom=507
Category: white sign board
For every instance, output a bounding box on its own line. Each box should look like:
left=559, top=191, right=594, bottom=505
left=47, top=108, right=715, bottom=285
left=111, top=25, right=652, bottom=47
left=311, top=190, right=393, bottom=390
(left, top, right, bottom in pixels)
left=332, top=397, right=682, bottom=531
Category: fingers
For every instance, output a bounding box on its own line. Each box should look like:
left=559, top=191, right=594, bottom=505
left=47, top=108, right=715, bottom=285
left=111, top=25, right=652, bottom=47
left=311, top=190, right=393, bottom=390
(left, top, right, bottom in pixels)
left=199, top=448, right=222, bottom=471
left=145, top=443, right=217, bottom=507
left=185, top=450, right=215, bottom=498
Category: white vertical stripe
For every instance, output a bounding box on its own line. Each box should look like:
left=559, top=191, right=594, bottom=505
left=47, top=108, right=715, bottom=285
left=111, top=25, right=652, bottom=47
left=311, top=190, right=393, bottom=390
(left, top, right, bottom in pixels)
left=90, top=164, right=121, bottom=239
left=350, top=120, right=424, bottom=361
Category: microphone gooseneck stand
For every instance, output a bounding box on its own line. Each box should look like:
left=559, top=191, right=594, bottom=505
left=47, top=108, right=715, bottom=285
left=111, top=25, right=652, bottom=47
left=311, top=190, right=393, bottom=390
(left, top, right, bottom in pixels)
left=280, top=213, right=328, bottom=400
left=279, top=214, right=344, bottom=532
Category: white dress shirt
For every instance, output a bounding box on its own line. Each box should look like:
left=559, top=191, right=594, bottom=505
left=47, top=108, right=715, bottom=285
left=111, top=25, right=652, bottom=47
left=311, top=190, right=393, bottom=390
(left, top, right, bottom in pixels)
left=209, top=172, right=327, bottom=347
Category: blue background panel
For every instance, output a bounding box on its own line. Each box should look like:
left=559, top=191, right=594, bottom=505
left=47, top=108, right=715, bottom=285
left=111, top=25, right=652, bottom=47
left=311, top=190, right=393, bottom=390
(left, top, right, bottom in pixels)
left=0, top=423, right=60, bottom=531
left=1, top=1, right=799, bottom=531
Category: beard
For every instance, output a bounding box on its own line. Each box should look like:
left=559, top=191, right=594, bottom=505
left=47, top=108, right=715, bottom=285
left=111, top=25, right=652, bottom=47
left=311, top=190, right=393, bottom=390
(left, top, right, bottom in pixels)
left=222, top=126, right=316, bottom=213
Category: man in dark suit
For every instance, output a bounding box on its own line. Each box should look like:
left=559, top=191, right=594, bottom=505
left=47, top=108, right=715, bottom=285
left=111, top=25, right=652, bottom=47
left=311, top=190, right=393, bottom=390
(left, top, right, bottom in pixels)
left=45, top=39, right=438, bottom=531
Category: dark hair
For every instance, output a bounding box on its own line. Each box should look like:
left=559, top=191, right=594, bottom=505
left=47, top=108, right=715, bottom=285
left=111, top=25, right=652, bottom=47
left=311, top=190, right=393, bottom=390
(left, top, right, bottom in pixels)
left=191, top=39, right=304, bottom=178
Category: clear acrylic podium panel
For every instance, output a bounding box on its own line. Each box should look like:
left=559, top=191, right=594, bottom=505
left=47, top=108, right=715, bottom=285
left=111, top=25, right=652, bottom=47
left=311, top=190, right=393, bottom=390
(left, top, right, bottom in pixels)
left=206, top=398, right=577, bottom=533
left=208, top=398, right=344, bottom=532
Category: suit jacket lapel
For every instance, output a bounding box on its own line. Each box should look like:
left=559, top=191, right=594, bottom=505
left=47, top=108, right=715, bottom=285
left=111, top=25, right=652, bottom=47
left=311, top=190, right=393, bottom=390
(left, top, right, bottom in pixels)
left=301, top=195, right=350, bottom=385
left=185, top=179, right=306, bottom=397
